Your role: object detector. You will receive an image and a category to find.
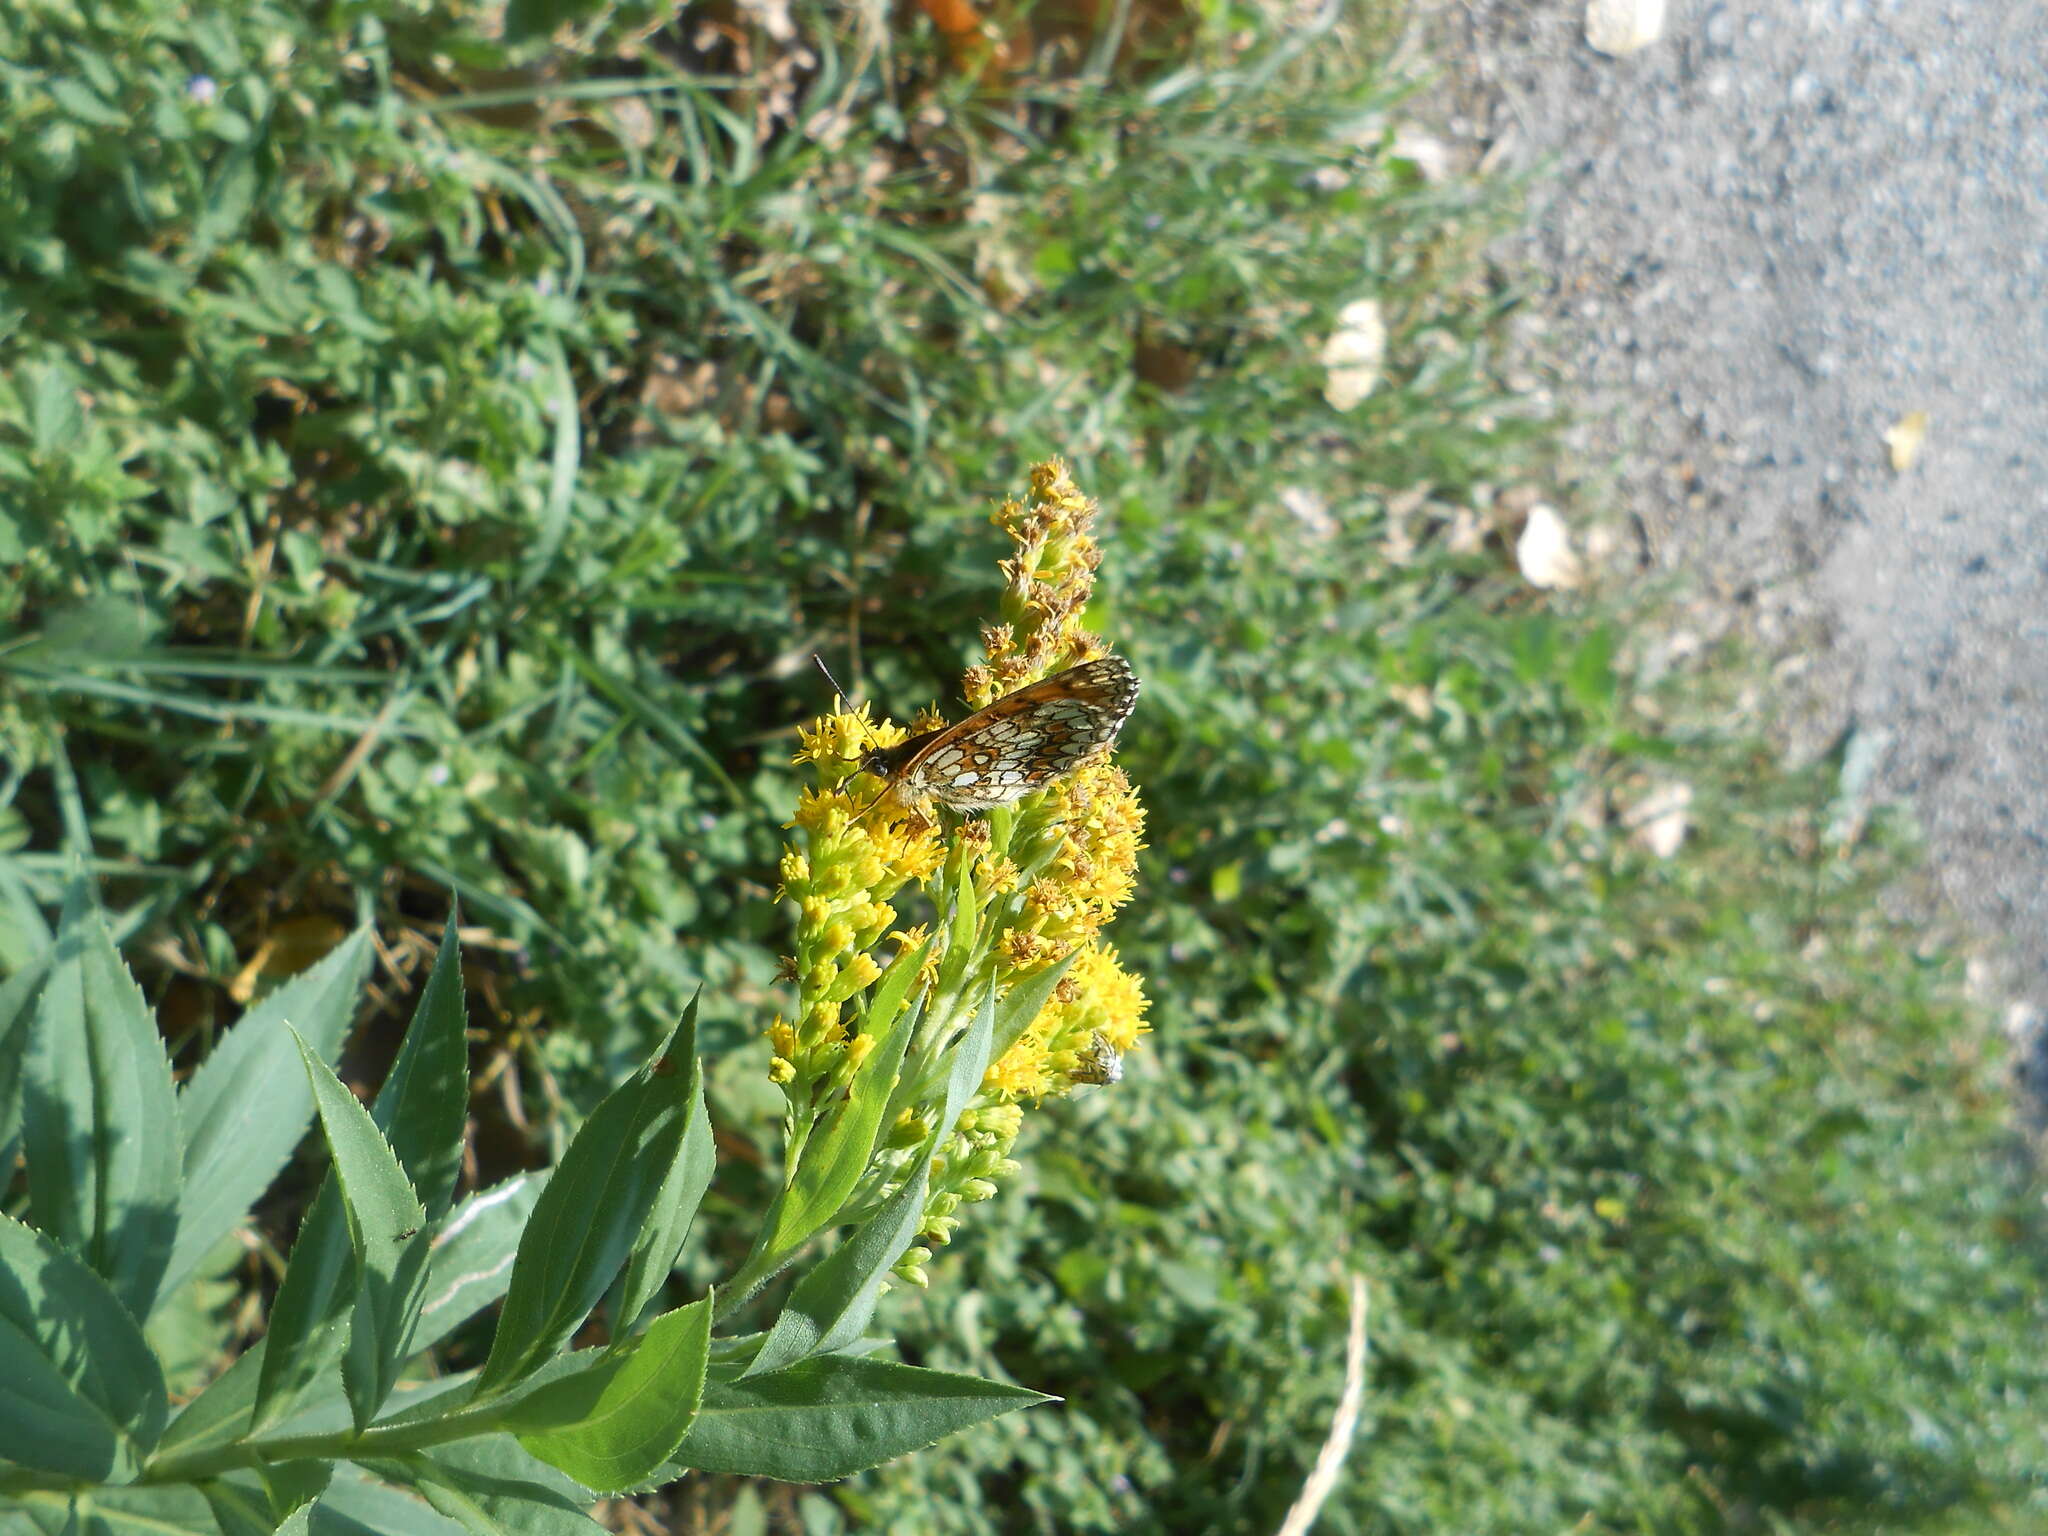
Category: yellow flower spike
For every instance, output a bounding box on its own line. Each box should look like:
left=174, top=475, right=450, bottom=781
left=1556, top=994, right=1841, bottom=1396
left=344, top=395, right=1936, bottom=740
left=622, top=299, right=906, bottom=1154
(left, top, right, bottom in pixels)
left=766, top=459, right=1147, bottom=1291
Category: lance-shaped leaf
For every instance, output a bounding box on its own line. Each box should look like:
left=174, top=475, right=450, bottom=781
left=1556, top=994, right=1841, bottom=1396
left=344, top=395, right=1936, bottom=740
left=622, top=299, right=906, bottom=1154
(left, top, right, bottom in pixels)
left=608, top=995, right=712, bottom=1337
left=367, top=1436, right=603, bottom=1536
left=167, top=929, right=372, bottom=1297
left=745, top=986, right=994, bottom=1378
left=857, top=927, right=934, bottom=1041
left=250, top=1178, right=352, bottom=1435
left=157, top=1341, right=268, bottom=1459
left=0, top=1211, right=169, bottom=1481
left=931, top=861, right=980, bottom=1001
left=258, top=916, right=470, bottom=1429
left=664, top=1357, right=1049, bottom=1483
left=22, top=1484, right=220, bottom=1536
left=744, top=1159, right=932, bottom=1381
left=198, top=1462, right=334, bottom=1536
left=988, top=946, right=1079, bottom=1062
left=317, top=1466, right=470, bottom=1536
left=372, top=910, right=471, bottom=1222
left=21, top=904, right=181, bottom=1319
left=290, top=1031, right=431, bottom=1430
left=0, top=947, right=53, bottom=1160
left=411, top=1172, right=549, bottom=1356
left=475, top=1012, right=704, bottom=1396
left=502, top=1296, right=712, bottom=1493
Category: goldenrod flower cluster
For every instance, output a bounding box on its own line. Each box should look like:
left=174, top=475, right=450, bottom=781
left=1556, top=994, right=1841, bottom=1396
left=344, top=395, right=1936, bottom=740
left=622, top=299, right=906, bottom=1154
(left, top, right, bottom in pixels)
left=772, top=711, right=945, bottom=1090
left=770, top=459, right=1148, bottom=1287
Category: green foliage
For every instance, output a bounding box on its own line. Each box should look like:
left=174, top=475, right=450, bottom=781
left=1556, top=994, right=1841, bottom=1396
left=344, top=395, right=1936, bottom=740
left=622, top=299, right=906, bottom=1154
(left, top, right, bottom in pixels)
left=853, top=524, right=2048, bottom=1530
left=3, top=0, right=2045, bottom=1531
left=0, top=898, right=1038, bottom=1528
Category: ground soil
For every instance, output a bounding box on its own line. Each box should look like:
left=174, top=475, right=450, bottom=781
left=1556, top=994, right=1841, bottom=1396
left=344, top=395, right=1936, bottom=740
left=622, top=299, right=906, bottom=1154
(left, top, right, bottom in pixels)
left=1413, top=0, right=2048, bottom=1060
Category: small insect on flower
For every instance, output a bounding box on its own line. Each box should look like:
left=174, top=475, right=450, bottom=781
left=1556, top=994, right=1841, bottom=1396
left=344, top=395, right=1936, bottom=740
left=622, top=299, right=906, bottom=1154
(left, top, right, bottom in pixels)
left=859, top=655, right=1139, bottom=816
left=1070, top=1030, right=1124, bottom=1087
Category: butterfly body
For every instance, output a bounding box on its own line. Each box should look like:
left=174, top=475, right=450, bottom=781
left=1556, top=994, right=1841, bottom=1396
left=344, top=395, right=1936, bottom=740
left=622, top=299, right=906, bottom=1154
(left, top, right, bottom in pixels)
left=860, top=655, right=1138, bottom=815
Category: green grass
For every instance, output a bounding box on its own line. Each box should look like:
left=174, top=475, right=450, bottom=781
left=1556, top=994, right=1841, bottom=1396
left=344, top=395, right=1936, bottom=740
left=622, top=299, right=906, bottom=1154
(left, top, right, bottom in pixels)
left=3, top=0, right=2045, bottom=1531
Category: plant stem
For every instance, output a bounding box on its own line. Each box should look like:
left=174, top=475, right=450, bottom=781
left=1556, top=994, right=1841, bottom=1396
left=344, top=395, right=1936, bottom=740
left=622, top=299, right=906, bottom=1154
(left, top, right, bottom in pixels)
left=138, top=1398, right=516, bottom=1486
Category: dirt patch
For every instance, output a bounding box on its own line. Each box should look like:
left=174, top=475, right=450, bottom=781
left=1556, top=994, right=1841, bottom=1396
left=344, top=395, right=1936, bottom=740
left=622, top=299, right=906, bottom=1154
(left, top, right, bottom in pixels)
left=1410, top=0, right=2048, bottom=1043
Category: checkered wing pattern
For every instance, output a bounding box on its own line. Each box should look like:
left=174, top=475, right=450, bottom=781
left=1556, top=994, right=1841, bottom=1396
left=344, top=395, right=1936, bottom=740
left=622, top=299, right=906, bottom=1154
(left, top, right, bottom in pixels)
left=890, top=655, right=1138, bottom=813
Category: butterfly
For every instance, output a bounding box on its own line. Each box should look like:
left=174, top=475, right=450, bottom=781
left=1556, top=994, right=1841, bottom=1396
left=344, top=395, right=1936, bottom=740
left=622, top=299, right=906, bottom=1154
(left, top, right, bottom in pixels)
left=856, top=655, right=1139, bottom=816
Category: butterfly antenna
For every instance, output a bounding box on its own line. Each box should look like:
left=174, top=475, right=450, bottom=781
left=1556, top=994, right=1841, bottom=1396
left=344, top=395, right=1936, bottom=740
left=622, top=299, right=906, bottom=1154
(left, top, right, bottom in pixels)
left=812, top=654, right=858, bottom=715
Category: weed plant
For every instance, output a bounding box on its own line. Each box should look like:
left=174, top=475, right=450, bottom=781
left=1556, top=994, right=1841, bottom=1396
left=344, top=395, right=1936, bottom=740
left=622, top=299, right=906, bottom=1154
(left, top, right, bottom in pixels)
left=3, top=0, right=2044, bottom=1531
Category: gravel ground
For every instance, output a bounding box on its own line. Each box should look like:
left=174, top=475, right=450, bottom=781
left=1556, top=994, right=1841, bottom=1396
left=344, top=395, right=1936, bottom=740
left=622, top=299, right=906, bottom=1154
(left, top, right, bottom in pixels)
left=1418, top=0, right=2048, bottom=1054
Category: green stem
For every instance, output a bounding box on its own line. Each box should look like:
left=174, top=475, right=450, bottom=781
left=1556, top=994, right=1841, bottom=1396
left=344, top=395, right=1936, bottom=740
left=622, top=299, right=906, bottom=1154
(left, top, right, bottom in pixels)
left=140, top=1397, right=517, bottom=1485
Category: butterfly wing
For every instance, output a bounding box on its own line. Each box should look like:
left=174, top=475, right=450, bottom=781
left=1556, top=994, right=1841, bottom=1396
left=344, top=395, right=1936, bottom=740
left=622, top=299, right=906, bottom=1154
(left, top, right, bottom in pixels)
left=896, top=655, right=1138, bottom=811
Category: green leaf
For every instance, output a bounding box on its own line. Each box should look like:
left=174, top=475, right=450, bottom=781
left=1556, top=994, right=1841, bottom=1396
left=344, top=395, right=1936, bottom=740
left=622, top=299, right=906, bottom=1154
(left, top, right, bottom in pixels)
left=746, top=987, right=992, bottom=1379
left=14, top=1485, right=218, bottom=1536
left=325, top=914, right=469, bottom=1423
left=934, top=981, right=998, bottom=1140
left=932, top=863, right=979, bottom=1001
left=198, top=1463, right=334, bottom=1536
left=251, top=1179, right=354, bottom=1432
left=316, top=1465, right=470, bottom=1536
left=157, top=1341, right=268, bottom=1458
left=745, top=1159, right=931, bottom=1379
left=753, top=991, right=918, bottom=1275
left=368, top=1438, right=601, bottom=1536
left=262, top=910, right=463, bottom=1429
left=476, top=1013, right=704, bottom=1395
left=504, top=0, right=607, bottom=49
left=21, top=904, right=181, bottom=1319
left=375, top=910, right=470, bottom=1221
left=0, top=1211, right=169, bottom=1480
left=609, top=996, right=713, bottom=1336
left=518, top=344, right=583, bottom=595
left=989, top=947, right=1078, bottom=1062
left=167, top=929, right=372, bottom=1297
left=505, top=1296, right=712, bottom=1493
left=26, top=362, right=84, bottom=455
left=411, top=1173, right=549, bottom=1355
left=664, top=1357, right=1049, bottom=1482
left=0, top=948, right=54, bottom=1163
left=1565, top=623, right=1616, bottom=715
left=291, top=1031, right=431, bottom=1430
left=858, top=927, right=934, bottom=1040
left=0, top=854, right=54, bottom=974
left=197, top=1473, right=282, bottom=1536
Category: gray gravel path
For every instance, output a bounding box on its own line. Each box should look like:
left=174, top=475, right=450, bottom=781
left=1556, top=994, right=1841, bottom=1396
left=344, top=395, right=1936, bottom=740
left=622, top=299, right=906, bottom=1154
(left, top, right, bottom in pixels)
left=1424, top=0, right=2048, bottom=1033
